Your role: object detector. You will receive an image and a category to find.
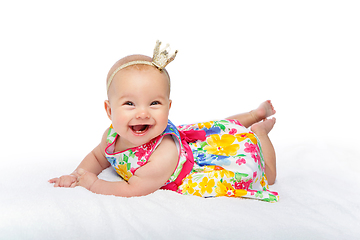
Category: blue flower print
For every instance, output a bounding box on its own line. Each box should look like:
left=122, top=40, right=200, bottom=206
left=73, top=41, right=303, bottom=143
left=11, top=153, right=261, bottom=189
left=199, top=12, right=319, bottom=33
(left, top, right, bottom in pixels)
left=209, top=155, right=231, bottom=166
left=106, top=157, right=117, bottom=166
left=193, top=150, right=231, bottom=167
left=194, top=126, right=221, bottom=136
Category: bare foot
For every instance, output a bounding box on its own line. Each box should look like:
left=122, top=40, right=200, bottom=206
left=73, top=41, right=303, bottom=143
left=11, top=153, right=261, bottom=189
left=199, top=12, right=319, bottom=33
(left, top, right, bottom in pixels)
left=251, top=117, right=276, bottom=136
left=250, top=100, right=276, bottom=123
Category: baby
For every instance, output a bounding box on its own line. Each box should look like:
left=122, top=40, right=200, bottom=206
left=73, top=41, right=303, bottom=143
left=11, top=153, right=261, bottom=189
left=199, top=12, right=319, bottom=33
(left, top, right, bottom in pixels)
left=49, top=41, right=279, bottom=202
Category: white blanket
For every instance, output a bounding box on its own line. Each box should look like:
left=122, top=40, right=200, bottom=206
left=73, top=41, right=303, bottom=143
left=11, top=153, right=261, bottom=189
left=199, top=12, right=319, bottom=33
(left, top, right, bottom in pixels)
left=1, top=140, right=359, bottom=239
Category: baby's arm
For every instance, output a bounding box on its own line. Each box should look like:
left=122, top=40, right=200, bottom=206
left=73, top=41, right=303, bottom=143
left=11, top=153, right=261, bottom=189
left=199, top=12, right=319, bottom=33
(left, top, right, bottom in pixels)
left=76, top=135, right=178, bottom=197
left=49, top=128, right=111, bottom=187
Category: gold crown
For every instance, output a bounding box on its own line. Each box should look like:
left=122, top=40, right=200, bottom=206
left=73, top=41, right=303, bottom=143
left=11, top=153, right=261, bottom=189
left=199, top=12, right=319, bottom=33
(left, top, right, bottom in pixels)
left=106, top=40, right=177, bottom=92
left=152, top=40, right=178, bottom=70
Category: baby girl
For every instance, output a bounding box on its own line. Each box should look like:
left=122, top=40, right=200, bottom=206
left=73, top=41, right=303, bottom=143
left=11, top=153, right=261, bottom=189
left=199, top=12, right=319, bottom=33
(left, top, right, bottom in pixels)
left=49, top=41, right=279, bottom=202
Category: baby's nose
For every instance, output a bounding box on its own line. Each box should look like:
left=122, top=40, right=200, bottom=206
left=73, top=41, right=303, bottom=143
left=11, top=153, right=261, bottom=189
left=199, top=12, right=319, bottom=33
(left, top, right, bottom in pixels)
left=136, top=108, right=150, bottom=119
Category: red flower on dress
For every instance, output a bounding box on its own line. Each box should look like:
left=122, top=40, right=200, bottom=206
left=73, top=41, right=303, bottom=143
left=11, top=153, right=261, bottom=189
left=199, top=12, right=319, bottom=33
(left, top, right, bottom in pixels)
left=229, top=128, right=237, bottom=135
left=134, top=147, right=147, bottom=160
left=236, top=158, right=246, bottom=165
left=251, top=153, right=261, bottom=164
left=234, top=179, right=253, bottom=190
left=244, top=142, right=257, bottom=154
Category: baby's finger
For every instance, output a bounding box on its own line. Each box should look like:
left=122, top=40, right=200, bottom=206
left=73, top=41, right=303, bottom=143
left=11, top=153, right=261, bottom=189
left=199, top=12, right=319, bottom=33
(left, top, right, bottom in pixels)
left=70, top=181, right=77, bottom=188
left=48, top=178, right=59, bottom=183
left=49, top=178, right=60, bottom=187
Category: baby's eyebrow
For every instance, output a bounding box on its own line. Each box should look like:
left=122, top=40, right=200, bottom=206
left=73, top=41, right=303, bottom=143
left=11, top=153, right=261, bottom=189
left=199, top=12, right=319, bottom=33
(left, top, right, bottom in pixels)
left=117, top=94, right=133, bottom=100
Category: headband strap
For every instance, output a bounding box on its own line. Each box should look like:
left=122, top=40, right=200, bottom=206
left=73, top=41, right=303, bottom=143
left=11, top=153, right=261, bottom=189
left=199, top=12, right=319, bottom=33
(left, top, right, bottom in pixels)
left=106, top=40, right=177, bottom=92
left=107, top=61, right=153, bottom=91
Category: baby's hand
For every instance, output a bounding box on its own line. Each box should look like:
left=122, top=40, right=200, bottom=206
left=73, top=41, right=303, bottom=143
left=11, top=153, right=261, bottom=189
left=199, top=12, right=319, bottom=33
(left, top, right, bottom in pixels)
left=49, top=174, right=77, bottom=188
left=75, top=168, right=99, bottom=191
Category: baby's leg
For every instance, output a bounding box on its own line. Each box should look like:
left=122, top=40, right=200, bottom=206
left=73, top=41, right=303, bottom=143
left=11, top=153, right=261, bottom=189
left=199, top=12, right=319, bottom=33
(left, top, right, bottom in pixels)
left=226, top=100, right=276, bottom=128
left=251, top=118, right=277, bottom=185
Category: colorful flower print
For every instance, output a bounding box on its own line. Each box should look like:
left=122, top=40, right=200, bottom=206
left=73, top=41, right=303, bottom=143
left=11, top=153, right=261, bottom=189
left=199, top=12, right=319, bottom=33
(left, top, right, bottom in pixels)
left=227, top=119, right=242, bottom=126
left=202, top=166, right=235, bottom=179
left=137, top=158, right=147, bottom=166
left=107, top=157, right=117, bottom=166
left=255, top=191, right=263, bottom=199
left=204, top=134, right=240, bottom=156
left=235, top=132, right=258, bottom=145
left=194, top=150, right=231, bottom=167
left=134, top=147, right=147, bottom=160
left=251, top=153, right=261, bottom=165
left=202, top=126, right=222, bottom=136
left=181, top=179, right=198, bottom=195
left=197, top=121, right=214, bottom=129
left=196, top=121, right=230, bottom=136
left=260, top=175, right=268, bottom=188
left=176, top=119, right=279, bottom=202
left=215, top=180, right=247, bottom=197
left=244, top=142, right=258, bottom=154
left=236, top=158, right=246, bottom=166
left=115, top=163, right=133, bottom=181
left=198, top=177, right=215, bottom=195
left=234, top=179, right=253, bottom=190
left=229, top=128, right=237, bottom=135
left=218, top=168, right=235, bottom=179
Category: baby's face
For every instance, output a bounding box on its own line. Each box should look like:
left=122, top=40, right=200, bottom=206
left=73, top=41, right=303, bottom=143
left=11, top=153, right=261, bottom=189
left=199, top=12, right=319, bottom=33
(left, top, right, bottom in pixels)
left=106, top=66, right=171, bottom=149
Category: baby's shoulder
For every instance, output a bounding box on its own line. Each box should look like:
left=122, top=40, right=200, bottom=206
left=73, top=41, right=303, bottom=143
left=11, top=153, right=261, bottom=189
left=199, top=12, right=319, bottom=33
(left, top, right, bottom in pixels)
left=149, top=135, right=178, bottom=163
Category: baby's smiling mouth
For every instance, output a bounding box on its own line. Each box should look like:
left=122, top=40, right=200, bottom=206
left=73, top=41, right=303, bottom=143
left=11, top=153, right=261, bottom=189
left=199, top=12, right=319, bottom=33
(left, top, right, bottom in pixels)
left=130, top=125, right=151, bottom=134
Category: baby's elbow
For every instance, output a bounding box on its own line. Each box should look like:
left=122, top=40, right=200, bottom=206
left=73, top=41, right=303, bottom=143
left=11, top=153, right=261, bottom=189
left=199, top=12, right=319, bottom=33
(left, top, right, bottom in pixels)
left=268, top=179, right=275, bottom=185
left=267, top=173, right=276, bottom=185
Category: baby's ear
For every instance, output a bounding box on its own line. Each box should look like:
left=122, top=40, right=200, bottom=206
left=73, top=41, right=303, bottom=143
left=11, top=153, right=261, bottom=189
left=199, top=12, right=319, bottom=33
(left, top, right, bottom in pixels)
left=104, top=100, right=112, bottom=120
left=169, top=99, right=172, bottom=109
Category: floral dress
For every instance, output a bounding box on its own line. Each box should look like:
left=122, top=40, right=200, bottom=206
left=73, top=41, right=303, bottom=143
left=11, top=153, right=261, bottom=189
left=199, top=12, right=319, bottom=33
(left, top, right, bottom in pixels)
left=177, top=119, right=279, bottom=202
left=105, top=119, right=279, bottom=202
left=105, top=120, right=190, bottom=190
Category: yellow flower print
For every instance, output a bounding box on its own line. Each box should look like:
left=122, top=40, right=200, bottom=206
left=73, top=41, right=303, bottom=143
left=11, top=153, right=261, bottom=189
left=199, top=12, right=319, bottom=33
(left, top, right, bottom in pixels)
left=204, top=134, right=240, bottom=156
left=202, top=166, right=234, bottom=179
left=235, top=133, right=257, bottom=145
left=181, top=179, right=198, bottom=195
left=197, top=121, right=213, bottom=129
left=235, top=189, right=248, bottom=197
left=115, top=164, right=133, bottom=181
left=199, top=177, right=215, bottom=195
left=216, top=180, right=247, bottom=197
left=204, top=165, right=224, bottom=172
left=215, top=180, right=234, bottom=197
left=204, top=167, right=220, bottom=179
left=261, top=174, right=269, bottom=189
left=218, top=169, right=235, bottom=179
left=193, top=190, right=202, bottom=197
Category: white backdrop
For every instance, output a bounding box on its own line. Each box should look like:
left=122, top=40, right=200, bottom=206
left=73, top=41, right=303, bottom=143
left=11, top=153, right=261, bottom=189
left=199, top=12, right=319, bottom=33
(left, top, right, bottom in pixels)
left=1, top=1, right=360, bottom=238
left=1, top=0, right=359, bottom=160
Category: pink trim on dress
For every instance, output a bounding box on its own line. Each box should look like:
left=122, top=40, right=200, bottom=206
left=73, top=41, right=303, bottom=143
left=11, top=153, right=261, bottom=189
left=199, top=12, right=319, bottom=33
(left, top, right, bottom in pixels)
left=161, top=129, right=206, bottom=191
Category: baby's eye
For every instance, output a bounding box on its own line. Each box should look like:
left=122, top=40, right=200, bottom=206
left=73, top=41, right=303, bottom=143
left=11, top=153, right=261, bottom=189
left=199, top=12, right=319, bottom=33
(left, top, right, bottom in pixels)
left=124, top=101, right=134, bottom=106
left=150, top=101, right=161, bottom=106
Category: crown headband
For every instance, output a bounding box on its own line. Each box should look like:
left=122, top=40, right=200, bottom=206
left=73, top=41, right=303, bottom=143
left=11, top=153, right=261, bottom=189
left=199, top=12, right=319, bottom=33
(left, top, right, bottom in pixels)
left=106, top=40, right=178, bottom=92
